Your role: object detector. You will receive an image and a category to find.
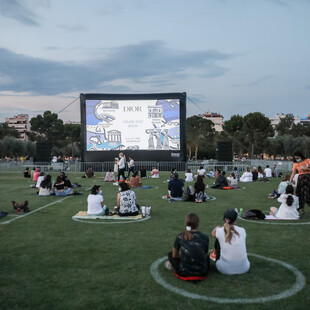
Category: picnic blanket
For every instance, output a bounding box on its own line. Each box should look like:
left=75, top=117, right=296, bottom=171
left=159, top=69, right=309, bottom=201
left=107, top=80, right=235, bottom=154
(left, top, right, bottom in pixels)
left=73, top=211, right=143, bottom=220
left=265, top=215, right=299, bottom=221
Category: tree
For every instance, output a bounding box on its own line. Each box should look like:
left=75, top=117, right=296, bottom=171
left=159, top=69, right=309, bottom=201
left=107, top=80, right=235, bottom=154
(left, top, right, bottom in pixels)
left=64, top=123, right=81, bottom=156
left=29, top=111, right=65, bottom=147
left=290, top=123, right=306, bottom=137
left=0, top=123, right=20, bottom=139
left=186, top=116, right=215, bottom=159
left=275, top=114, right=294, bottom=136
left=222, top=115, right=248, bottom=156
left=243, top=112, right=274, bottom=158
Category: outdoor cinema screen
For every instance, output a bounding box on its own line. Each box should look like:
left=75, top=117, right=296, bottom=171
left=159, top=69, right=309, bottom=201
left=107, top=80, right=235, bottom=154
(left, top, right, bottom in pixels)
left=80, top=93, right=186, bottom=162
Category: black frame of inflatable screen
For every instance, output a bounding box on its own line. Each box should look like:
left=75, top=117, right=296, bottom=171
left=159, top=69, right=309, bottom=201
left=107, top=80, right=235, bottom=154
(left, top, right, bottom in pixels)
left=80, top=92, right=187, bottom=162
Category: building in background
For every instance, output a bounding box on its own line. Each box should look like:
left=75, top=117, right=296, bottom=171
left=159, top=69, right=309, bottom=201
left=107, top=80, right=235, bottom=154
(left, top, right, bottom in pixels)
left=269, top=113, right=300, bottom=129
left=5, top=114, right=30, bottom=140
left=202, top=112, right=224, bottom=132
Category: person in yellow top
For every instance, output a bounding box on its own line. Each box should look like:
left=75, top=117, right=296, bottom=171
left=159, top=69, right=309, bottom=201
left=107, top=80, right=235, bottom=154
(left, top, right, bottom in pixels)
left=289, top=151, right=310, bottom=214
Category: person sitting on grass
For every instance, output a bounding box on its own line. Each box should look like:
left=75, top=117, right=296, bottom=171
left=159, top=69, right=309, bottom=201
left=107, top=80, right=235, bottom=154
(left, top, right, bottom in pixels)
left=38, top=174, right=53, bottom=196
left=211, top=171, right=228, bottom=189
left=227, top=172, right=238, bottom=189
left=164, top=213, right=209, bottom=279
left=194, top=175, right=206, bottom=203
left=54, top=175, right=74, bottom=196
left=116, top=182, right=139, bottom=216
left=140, top=166, right=147, bottom=178
left=82, top=167, right=94, bottom=178
left=87, top=185, right=107, bottom=216
left=210, top=209, right=250, bottom=275
left=268, top=175, right=291, bottom=199
left=36, top=172, right=45, bottom=188
left=269, top=185, right=299, bottom=220
left=104, top=169, right=115, bottom=182
left=33, top=167, right=41, bottom=183
left=239, top=167, right=253, bottom=183
left=151, top=166, right=159, bottom=178
left=197, top=165, right=206, bottom=178
left=24, top=167, right=31, bottom=178
left=185, top=169, right=193, bottom=182
left=129, top=171, right=142, bottom=188
left=168, top=173, right=184, bottom=199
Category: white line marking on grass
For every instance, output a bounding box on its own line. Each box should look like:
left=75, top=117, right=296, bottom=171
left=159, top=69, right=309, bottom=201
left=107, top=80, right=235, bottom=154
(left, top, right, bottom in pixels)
left=72, top=216, right=151, bottom=224
left=238, top=216, right=310, bottom=226
left=84, top=186, right=92, bottom=191
left=1, top=197, right=71, bottom=225
left=150, top=253, right=305, bottom=304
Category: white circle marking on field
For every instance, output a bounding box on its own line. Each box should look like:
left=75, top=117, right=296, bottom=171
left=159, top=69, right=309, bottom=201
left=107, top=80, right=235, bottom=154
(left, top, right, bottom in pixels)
left=150, top=253, right=305, bottom=304
left=72, top=215, right=151, bottom=224
left=238, top=216, right=310, bottom=226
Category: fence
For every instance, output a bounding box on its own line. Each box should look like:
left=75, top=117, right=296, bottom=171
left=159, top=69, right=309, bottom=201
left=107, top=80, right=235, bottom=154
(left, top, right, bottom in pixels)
left=0, top=159, right=293, bottom=174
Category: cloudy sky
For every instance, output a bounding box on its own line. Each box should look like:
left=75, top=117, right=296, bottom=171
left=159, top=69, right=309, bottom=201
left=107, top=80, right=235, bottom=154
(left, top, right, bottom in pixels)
left=0, top=0, right=309, bottom=123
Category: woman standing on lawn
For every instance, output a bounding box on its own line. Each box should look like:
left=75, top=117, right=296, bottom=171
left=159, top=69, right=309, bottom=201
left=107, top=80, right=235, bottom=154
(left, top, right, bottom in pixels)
left=210, top=209, right=250, bottom=275
left=165, top=213, right=209, bottom=278
left=289, top=151, right=310, bottom=214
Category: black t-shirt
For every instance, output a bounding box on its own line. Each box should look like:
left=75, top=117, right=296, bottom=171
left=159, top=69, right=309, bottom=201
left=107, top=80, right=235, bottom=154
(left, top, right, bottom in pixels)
left=168, top=179, right=184, bottom=197
left=174, top=231, right=209, bottom=277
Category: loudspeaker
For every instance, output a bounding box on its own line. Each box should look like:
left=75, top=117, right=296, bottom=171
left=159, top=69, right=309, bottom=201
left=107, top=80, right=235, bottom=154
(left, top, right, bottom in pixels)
left=35, top=142, right=51, bottom=162
left=216, top=142, right=232, bottom=162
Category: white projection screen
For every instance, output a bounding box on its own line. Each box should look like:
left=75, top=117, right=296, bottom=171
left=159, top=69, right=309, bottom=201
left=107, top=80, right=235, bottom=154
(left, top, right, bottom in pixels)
left=80, top=93, right=186, bottom=162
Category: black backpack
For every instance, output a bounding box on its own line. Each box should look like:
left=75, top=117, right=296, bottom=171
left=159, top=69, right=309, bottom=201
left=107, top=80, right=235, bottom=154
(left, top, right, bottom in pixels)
left=242, top=209, right=266, bottom=220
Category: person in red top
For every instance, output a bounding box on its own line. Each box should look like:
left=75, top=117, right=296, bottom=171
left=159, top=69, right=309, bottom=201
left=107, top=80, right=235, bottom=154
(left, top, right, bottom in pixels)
left=289, top=151, right=310, bottom=214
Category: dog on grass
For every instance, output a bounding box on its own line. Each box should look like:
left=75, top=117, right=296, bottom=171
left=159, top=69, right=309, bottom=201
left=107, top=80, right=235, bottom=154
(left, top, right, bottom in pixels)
left=11, top=200, right=30, bottom=213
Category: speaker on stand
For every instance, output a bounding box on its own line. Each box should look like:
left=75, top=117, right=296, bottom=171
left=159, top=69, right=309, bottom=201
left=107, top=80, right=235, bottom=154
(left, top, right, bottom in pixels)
left=216, top=142, right=233, bottom=162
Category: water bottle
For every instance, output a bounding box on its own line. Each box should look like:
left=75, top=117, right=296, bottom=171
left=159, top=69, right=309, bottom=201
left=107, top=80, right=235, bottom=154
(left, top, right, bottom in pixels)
left=239, top=208, right=243, bottom=216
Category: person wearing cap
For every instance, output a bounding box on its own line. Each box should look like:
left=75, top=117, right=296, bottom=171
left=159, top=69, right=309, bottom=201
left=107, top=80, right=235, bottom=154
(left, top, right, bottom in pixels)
left=210, top=209, right=250, bottom=275
left=164, top=213, right=209, bottom=278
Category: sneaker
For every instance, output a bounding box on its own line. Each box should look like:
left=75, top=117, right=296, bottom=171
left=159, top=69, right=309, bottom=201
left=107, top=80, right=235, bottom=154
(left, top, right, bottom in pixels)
left=164, top=260, right=175, bottom=271
left=113, top=182, right=118, bottom=186
left=298, top=208, right=305, bottom=215
left=210, top=249, right=216, bottom=261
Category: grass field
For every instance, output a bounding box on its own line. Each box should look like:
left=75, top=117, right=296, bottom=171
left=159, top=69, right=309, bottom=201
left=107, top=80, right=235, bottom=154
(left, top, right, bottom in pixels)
left=0, top=171, right=309, bottom=310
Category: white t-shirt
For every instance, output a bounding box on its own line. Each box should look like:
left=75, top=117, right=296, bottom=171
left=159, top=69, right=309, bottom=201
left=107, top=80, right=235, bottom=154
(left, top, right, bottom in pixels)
left=264, top=167, right=272, bottom=178
left=185, top=172, right=193, bottom=182
left=276, top=194, right=299, bottom=219
left=87, top=194, right=104, bottom=215
left=240, top=171, right=253, bottom=182
left=227, top=177, right=238, bottom=188
left=36, top=176, right=45, bottom=188
left=215, top=226, right=250, bottom=275
left=197, top=168, right=206, bottom=176
left=118, top=157, right=125, bottom=169
left=128, top=159, right=135, bottom=168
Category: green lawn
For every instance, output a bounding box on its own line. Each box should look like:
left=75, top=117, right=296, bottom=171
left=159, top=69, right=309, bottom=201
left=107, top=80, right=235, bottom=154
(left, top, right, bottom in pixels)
left=0, top=171, right=309, bottom=310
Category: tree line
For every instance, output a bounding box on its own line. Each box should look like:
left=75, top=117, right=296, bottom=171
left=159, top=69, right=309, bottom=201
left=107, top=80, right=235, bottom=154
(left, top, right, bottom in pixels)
left=187, top=112, right=310, bottom=159
left=1, top=111, right=309, bottom=160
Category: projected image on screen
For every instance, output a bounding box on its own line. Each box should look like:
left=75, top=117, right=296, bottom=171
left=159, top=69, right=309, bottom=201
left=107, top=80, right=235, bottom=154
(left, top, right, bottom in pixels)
left=85, top=99, right=180, bottom=151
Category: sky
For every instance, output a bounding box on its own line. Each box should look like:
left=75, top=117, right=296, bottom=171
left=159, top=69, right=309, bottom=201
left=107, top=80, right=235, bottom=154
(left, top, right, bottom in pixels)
left=0, top=0, right=309, bottom=123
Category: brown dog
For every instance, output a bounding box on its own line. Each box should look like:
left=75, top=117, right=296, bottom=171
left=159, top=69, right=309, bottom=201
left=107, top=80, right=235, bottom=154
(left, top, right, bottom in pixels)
left=11, top=200, right=30, bottom=212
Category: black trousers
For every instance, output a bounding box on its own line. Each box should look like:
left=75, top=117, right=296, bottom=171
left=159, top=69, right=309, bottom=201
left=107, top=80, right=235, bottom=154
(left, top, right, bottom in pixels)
left=118, top=168, right=126, bottom=181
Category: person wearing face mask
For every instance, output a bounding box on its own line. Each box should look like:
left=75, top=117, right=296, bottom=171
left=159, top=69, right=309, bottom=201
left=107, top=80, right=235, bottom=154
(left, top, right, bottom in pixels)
left=289, top=151, right=310, bottom=214
left=87, top=185, right=107, bottom=216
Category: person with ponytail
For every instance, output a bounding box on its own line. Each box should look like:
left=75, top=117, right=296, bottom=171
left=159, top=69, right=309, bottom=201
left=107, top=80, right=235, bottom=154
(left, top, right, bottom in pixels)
left=270, top=184, right=299, bottom=219
left=211, top=209, right=250, bottom=275
left=165, top=213, right=209, bottom=278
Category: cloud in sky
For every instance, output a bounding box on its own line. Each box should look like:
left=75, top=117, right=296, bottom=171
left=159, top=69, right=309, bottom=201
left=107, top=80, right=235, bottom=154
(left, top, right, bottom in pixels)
left=0, top=0, right=39, bottom=25
left=0, top=41, right=233, bottom=95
